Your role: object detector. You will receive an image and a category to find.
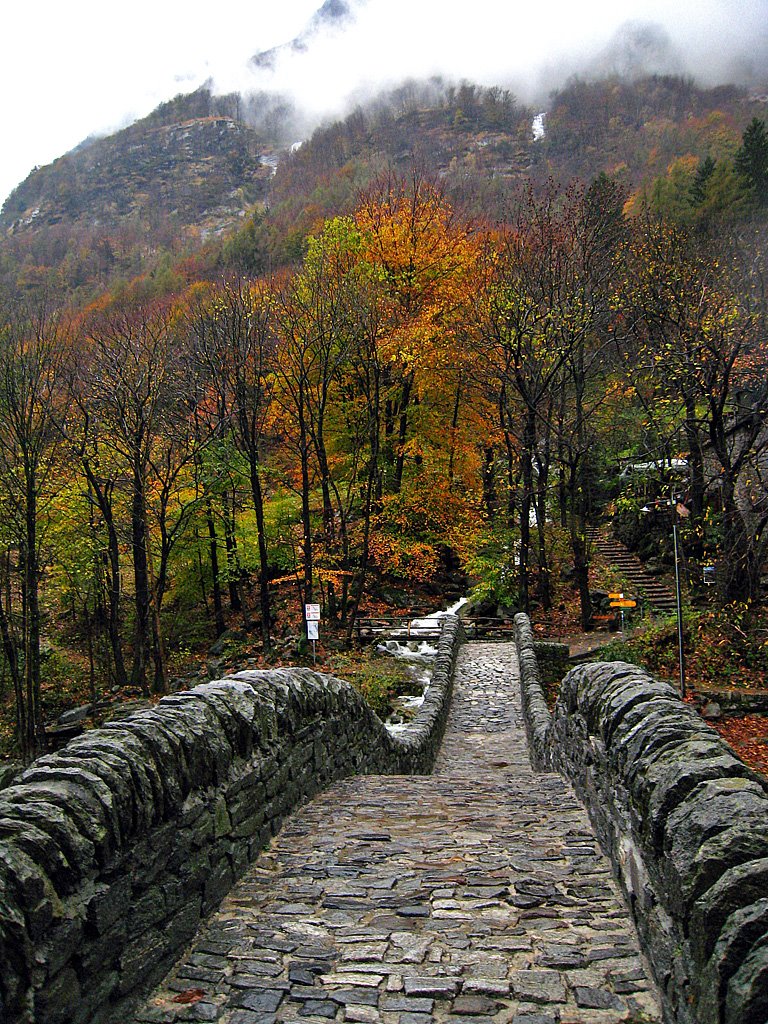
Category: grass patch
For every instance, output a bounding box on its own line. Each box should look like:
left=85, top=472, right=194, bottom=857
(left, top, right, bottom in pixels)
left=326, top=648, right=424, bottom=719
left=593, top=604, right=768, bottom=692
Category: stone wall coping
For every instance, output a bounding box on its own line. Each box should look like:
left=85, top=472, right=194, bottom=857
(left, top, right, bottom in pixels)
left=0, top=615, right=463, bottom=1024
left=513, top=612, right=768, bottom=1024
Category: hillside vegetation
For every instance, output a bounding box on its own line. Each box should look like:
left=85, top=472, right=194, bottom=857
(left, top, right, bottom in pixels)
left=0, top=74, right=767, bottom=763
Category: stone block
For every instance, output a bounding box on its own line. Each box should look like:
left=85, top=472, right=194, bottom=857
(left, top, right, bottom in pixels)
left=691, top=859, right=768, bottom=962
left=118, top=927, right=172, bottom=996
left=87, top=876, right=133, bottom=935
left=70, top=971, right=120, bottom=1024
left=700, top=899, right=768, bottom=1022
left=35, top=915, right=84, bottom=979
left=509, top=970, right=566, bottom=1003
left=79, top=920, right=128, bottom=977
left=724, top=938, right=768, bottom=1024
left=34, top=966, right=81, bottom=1024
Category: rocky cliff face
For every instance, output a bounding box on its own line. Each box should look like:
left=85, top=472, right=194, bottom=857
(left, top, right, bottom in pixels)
left=1, top=108, right=274, bottom=241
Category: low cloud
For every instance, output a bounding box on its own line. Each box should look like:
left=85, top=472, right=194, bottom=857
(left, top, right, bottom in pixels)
left=214, top=0, right=768, bottom=114
left=2, top=0, right=766, bottom=207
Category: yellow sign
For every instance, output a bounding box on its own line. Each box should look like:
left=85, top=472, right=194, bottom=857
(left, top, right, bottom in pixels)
left=610, top=599, right=637, bottom=608
left=608, top=592, right=623, bottom=599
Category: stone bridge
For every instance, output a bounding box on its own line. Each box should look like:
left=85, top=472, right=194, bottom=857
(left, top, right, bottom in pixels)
left=0, top=616, right=767, bottom=1023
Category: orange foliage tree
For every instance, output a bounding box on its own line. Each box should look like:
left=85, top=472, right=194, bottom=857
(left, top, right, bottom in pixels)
left=355, top=171, right=482, bottom=493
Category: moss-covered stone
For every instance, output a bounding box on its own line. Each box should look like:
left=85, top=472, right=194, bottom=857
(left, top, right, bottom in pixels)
left=514, top=616, right=768, bottom=1024
left=0, top=615, right=464, bottom=1024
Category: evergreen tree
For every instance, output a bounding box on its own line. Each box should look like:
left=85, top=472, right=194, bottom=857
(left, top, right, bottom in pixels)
left=735, top=118, right=768, bottom=204
left=690, top=155, right=716, bottom=205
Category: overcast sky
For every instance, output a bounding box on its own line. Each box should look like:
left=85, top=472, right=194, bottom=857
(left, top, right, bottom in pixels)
left=2, top=0, right=766, bottom=207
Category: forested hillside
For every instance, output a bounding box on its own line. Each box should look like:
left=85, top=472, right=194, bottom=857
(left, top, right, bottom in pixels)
left=3, top=75, right=765, bottom=296
left=1, top=73, right=767, bottom=763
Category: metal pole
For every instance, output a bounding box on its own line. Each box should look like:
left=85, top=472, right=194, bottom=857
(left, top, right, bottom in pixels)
left=672, top=517, right=686, bottom=698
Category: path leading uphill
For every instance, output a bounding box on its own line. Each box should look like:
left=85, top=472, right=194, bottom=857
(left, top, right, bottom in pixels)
left=134, top=643, right=661, bottom=1024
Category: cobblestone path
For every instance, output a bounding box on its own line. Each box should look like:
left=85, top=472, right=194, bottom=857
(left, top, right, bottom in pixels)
left=135, top=643, right=661, bottom=1024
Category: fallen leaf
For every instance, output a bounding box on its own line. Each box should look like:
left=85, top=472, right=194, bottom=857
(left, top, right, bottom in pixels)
left=172, top=988, right=206, bottom=1005
left=712, top=715, right=768, bottom=778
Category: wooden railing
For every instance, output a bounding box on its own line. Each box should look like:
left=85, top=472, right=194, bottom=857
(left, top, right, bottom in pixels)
left=354, top=614, right=515, bottom=640
left=354, top=615, right=443, bottom=639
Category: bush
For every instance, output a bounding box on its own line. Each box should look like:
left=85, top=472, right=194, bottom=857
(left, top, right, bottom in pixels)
left=465, top=529, right=520, bottom=610
left=594, top=604, right=768, bottom=691
left=327, top=650, right=422, bottom=719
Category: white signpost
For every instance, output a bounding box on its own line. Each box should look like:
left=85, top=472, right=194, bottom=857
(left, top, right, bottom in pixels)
left=305, top=604, right=321, bottom=662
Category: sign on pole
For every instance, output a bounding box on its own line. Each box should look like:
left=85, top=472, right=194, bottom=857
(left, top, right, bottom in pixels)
left=610, top=599, right=637, bottom=608
left=305, top=603, right=320, bottom=665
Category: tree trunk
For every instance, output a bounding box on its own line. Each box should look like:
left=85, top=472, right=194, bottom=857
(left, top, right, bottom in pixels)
left=24, top=480, right=44, bottom=759
left=393, top=372, right=414, bottom=493
left=534, top=435, right=552, bottom=611
left=717, top=482, right=763, bottom=602
left=518, top=409, right=537, bottom=613
left=83, top=468, right=128, bottom=688
left=248, top=458, right=271, bottom=649
left=206, top=500, right=226, bottom=638
left=482, top=447, right=497, bottom=522
left=314, top=421, right=337, bottom=620
left=148, top=545, right=167, bottom=696
left=131, top=468, right=151, bottom=695
left=568, top=460, right=593, bottom=629
left=221, top=493, right=243, bottom=613
left=298, top=407, right=314, bottom=616
left=0, top=553, right=24, bottom=757
left=447, top=383, right=462, bottom=487
left=684, top=392, right=705, bottom=524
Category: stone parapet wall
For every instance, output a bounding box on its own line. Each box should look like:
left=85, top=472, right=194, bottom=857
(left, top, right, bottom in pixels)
left=513, top=614, right=552, bottom=770
left=0, top=616, right=463, bottom=1024
left=695, top=688, right=768, bottom=717
left=513, top=612, right=768, bottom=1024
left=532, top=639, right=570, bottom=692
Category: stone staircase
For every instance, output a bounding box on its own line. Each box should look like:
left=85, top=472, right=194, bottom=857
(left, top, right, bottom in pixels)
left=589, top=528, right=678, bottom=613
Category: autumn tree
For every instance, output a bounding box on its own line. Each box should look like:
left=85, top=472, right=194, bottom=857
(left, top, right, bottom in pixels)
left=475, top=183, right=594, bottom=613
left=613, top=217, right=711, bottom=523
left=355, top=172, right=478, bottom=493
left=340, top=255, right=390, bottom=633
left=0, top=300, right=68, bottom=760
left=64, top=338, right=130, bottom=689
left=273, top=219, right=366, bottom=621
left=185, top=278, right=276, bottom=648
left=552, top=176, right=627, bottom=627
left=80, top=299, right=214, bottom=694
left=614, top=217, right=768, bottom=601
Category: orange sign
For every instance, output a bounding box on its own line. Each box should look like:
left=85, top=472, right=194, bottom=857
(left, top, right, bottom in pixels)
left=610, top=599, right=637, bottom=608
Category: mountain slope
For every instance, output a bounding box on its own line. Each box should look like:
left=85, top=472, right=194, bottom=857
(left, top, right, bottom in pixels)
left=0, top=73, right=765, bottom=299
left=251, top=0, right=359, bottom=69
left=1, top=91, right=279, bottom=240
